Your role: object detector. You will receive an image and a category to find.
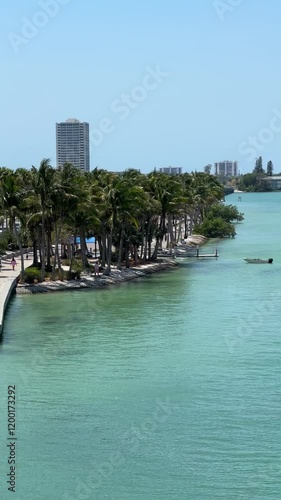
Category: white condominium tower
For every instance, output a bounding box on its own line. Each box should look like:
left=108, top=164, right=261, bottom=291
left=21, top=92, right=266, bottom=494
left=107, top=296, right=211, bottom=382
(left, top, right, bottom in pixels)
left=214, top=160, right=238, bottom=177
left=56, top=119, right=90, bottom=172
left=159, top=166, right=183, bottom=175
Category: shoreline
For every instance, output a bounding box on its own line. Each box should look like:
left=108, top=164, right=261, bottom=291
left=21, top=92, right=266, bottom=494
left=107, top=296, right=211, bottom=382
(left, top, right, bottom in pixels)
left=16, top=259, right=178, bottom=295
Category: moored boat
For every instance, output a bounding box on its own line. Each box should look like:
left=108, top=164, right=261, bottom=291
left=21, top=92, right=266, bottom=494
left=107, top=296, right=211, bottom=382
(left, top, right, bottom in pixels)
left=244, top=258, right=273, bottom=264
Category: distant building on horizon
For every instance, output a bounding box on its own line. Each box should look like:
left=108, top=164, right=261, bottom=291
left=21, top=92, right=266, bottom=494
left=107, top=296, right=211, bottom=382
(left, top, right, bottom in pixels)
left=262, top=175, right=281, bottom=190
left=56, top=118, right=90, bottom=172
left=215, top=161, right=238, bottom=177
left=109, top=169, right=141, bottom=176
left=159, top=166, right=182, bottom=175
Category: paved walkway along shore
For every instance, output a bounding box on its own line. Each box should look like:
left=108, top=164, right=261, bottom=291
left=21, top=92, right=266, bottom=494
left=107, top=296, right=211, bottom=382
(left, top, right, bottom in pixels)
left=0, top=253, right=31, bottom=333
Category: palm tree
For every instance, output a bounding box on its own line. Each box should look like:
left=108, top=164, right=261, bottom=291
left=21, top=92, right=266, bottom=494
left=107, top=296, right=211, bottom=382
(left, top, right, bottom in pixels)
left=0, top=163, right=226, bottom=281
left=192, top=173, right=223, bottom=224
left=148, top=172, right=185, bottom=257
left=31, top=159, right=55, bottom=280
left=0, top=170, right=27, bottom=280
left=49, top=164, right=80, bottom=278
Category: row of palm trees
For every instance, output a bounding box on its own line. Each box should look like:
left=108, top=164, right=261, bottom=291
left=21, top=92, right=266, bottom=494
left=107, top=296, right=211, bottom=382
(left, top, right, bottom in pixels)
left=0, top=160, right=224, bottom=281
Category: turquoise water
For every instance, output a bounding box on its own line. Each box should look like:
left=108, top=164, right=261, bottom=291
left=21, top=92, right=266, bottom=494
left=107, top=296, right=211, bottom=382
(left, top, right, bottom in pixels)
left=1, top=192, right=281, bottom=499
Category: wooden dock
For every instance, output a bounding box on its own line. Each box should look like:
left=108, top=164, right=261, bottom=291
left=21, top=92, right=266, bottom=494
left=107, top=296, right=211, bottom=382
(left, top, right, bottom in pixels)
left=159, top=248, right=219, bottom=258
left=175, top=247, right=219, bottom=258
left=195, top=248, right=219, bottom=258
left=194, top=253, right=219, bottom=258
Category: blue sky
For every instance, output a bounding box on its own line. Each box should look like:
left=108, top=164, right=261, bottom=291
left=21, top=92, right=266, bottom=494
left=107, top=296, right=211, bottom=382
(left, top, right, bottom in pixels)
left=1, top=0, right=281, bottom=173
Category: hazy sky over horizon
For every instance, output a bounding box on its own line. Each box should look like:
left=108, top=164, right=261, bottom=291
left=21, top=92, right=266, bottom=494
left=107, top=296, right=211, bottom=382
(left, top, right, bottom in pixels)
left=2, top=0, right=281, bottom=174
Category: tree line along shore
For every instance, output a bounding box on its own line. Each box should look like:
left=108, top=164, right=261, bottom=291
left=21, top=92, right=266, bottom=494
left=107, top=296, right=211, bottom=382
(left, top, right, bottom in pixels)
left=0, top=161, right=244, bottom=284
left=218, top=156, right=277, bottom=193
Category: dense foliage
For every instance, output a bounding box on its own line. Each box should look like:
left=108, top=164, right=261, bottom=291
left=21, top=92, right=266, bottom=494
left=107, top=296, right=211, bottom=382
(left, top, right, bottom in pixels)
left=194, top=203, right=244, bottom=238
left=238, top=156, right=273, bottom=192
left=194, top=218, right=236, bottom=238
left=224, top=186, right=234, bottom=195
left=0, top=163, right=229, bottom=280
left=23, top=267, right=42, bottom=284
left=207, top=204, right=244, bottom=223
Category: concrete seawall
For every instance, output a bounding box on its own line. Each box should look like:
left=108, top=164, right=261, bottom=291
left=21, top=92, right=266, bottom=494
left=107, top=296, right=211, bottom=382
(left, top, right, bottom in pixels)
left=0, top=250, right=33, bottom=332
left=0, top=260, right=177, bottom=331
left=0, top=241, right=205, bottom=330
left=0, top=275, right=19, bottom=333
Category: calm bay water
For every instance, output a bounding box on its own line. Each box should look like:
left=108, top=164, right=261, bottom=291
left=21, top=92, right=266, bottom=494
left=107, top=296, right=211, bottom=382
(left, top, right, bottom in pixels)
left=1, top=192, right=281, bottom=499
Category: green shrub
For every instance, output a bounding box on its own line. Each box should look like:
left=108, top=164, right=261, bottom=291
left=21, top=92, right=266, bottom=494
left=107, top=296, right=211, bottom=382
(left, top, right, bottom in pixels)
left=57, top=270, right=66, bottom=281
left=67, top=270, right=81, bottom=280
left=72, top=262, right=83, bottom=278
left=73, top=262, right=83, bottom=271
left=23, top=267, right=42, bottom=284
left=207, top=204, right=244, bottom=223
left=0, top=231, right=12, bottom=254
left=194, top=218, right=236, bottom=238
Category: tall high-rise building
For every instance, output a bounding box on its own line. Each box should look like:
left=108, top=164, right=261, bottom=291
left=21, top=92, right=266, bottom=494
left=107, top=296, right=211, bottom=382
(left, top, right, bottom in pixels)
left=214, top=160, right=238, bottom=177
left=159, top=166, right=182, bottom=175
left=56, top=119, right=90, bottom=172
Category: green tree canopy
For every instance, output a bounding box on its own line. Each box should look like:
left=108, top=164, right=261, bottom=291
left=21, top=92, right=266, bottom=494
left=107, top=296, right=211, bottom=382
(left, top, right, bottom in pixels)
left=207, top=204, right=244, bottom=223
left=267, top=160, right=273, bottom=176
left=254, top=156, right=264, bottom=174
left=194, top=218, right=236, bottom=238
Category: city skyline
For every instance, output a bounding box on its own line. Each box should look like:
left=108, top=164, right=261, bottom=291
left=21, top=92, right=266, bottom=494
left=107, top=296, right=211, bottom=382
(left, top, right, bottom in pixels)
left=2, top=1, right=281, bottom=173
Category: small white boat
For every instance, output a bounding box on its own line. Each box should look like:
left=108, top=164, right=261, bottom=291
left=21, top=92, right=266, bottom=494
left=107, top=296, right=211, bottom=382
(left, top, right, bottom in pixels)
left=244, top=258, right=273, bottom=264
